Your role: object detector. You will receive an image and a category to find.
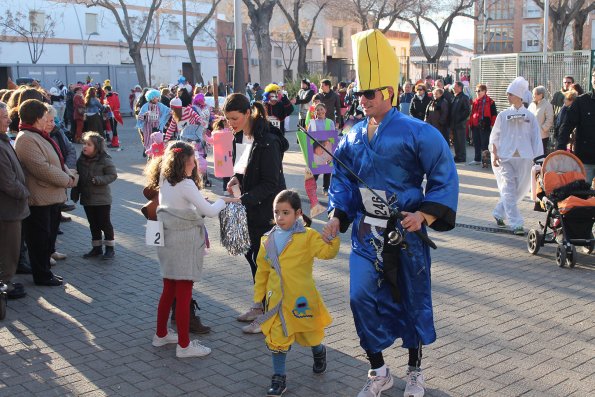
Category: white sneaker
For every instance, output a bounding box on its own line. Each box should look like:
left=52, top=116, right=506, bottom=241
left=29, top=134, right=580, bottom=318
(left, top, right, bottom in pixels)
left=237, top=306, right=263, bottom=322
left=404, top=368, right=425, bottom=397
left=51, top=252, right=67, bottom=260
left=467, top=160, right=481, bottom=165
left=241, top=320, right=262, bottom=334
left=49, top=257, right=57, bottom=266
left=357, top=368, right=394, bottom=397
left=176, top=339, right=211, bottom=358
left=152, top=328, right=178, bottom=347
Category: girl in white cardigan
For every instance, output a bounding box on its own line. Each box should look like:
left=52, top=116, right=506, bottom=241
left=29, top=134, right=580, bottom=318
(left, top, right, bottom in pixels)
left=145, top=141, right=238, bottom=358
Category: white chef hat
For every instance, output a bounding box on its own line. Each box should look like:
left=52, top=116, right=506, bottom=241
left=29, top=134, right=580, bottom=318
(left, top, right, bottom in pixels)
left=506, top=77, right=529, bottom=100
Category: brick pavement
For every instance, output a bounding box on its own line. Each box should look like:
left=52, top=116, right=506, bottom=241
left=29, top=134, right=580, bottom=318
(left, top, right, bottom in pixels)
left=1, top=117, right=593, bottom=397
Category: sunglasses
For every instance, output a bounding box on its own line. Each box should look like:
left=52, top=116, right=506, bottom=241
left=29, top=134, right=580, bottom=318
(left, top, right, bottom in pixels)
left=354, top=87, right=388, bottom=100
left=475, top=90, right=483, bottom=93
left=563, top=81, right=573, bottom=84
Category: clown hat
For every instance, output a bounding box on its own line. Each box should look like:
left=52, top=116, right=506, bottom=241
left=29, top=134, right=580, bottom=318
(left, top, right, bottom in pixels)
left=264, top=83, right=280, bottom=93
left=351, top=29, right=399, bottom=105
left=170, top=97, right=182, bottom=108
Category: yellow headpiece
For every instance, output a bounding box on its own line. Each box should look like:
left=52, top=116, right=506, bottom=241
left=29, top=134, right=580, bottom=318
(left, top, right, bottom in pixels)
left=264, top=84, right=281, bottom=93
left=103, top=79, right=111, bottom=88
left=352, top=29, right=399, bottom=106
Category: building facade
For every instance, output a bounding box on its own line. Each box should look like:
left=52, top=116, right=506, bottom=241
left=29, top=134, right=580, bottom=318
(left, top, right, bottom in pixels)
left=0, top=0, right=219, bottom=90
left=474, top=0, right=595, bottom=54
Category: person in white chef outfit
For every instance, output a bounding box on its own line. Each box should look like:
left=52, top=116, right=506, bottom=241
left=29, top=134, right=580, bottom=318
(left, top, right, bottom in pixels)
left=489, top=76, right=543, bottom=235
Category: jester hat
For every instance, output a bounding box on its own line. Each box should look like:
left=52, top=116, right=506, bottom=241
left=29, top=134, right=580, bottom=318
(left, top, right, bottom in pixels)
left=352, top=29, right=399, bottom=106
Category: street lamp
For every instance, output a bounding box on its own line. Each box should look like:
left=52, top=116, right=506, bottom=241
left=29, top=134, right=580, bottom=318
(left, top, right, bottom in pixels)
left=83, top=32, right=99, bottom=65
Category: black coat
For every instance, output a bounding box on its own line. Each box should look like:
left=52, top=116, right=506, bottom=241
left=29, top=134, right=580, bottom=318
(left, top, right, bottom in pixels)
left=557, top=91, right=595, bottom=164
left=234, top=122, right=289, bottom=243
left=410, top=95, right=431, bottom=120
left=450, top=92, right=471, bottom=127
left=425, top=96, right=450, bottom=135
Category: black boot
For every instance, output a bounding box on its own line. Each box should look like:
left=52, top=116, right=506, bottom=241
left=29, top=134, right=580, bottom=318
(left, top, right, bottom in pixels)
left=103, top=246, right=115, bottom=260
left=312, top=345, right=327, bottom=374
left=189, top=300, right=211, bottom=334
left=266, top=374, right=287, bottom=397
left=83, top=246, right=103, bottom=258
left=171, top=299, right=211, bottom=334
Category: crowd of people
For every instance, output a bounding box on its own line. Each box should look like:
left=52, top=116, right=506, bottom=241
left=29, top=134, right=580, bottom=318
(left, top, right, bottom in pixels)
left=2, top=29, right=595, bottom=397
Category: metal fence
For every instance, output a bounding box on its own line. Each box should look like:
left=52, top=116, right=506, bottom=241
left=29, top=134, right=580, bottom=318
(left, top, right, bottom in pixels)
left=471, top=50, right=594, bottom=112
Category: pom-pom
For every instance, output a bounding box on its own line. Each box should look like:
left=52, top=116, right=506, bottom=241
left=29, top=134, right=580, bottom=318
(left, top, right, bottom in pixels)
left=219, top=202, right=251, bottom=255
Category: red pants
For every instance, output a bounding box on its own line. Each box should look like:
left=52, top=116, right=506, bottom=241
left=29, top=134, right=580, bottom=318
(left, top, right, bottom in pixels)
left=156, top=279, right=193, bottom=348
left=75, top=119, right=84, bottom=142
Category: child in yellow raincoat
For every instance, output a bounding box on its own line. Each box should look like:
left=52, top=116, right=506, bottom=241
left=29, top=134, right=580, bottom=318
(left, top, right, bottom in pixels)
left=251, top=189, right=339, bottom=397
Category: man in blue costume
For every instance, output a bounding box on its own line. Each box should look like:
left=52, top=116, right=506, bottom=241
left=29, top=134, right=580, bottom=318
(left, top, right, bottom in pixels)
left=322, top=29, right=459, bottom=397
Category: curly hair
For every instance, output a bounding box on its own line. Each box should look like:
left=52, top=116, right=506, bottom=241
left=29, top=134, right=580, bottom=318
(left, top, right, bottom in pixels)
left=144, top=141, right=202, bottom=190
left=85, top=87, right=97, bottom=106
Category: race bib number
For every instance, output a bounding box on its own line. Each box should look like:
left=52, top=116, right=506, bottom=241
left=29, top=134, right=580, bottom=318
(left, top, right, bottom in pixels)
left=268, top=116, right=281, bottom=129
left=145, top=220, right=164, bottom=246
left=360, top=188, right=390, bottom=228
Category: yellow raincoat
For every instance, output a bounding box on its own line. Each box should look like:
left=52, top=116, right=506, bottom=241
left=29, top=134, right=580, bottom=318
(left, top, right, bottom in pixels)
left=253, top=226, right=340, bottom=352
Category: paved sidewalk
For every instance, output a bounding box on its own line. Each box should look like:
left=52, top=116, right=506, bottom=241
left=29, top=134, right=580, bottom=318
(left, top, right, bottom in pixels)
left=1, top=118, right=593, bottom=397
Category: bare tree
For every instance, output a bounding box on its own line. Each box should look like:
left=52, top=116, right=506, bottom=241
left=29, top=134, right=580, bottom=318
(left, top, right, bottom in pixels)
left=278, top=0, right=326, bottom=77
left=271, top=30, right=299, bottom=80
left=181, top=0, right=222, bottom=85
left=243, top=0, right=279, bottom=84
left=398, top=0, right=475, bottom=66
left=534, top=0, right=595, bottom=51
left=76, top=0, right=162, bottom=87
left=0, top=8, right=59, bottom=64
left=325, top=0, right=407, bottom=32
left=204, top=27, right=235, bottom=83
left=142, top=15, right=172, bottom=86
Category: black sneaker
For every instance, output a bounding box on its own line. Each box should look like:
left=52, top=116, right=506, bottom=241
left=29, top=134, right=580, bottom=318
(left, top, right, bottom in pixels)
left=266, top=374, right=287, bottom=397
left=312, top=345, right=327, bottom=374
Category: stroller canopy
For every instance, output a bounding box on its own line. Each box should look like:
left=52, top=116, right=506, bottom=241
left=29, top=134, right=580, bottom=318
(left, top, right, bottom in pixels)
left=541, top=151, right=586, bottom=196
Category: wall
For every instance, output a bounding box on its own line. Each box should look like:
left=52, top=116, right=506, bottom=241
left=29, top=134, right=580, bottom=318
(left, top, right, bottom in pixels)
left=0, top=0, right=219, bottom=87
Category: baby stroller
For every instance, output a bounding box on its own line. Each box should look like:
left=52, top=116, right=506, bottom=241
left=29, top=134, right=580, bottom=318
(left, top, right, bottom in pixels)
left=527, top=150, right=595, bottom=267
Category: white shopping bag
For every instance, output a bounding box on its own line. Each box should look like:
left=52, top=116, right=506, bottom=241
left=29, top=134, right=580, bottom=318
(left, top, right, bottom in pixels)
left=145, top=220, right=164, bottom=246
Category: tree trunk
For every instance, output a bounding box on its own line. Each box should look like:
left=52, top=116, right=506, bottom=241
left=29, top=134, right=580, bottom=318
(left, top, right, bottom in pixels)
left=551, top=16, right=568, bottom=51
left=185, top=37, right=204, bottom=85
left=297, top=41, right=308, bottom=77
left=256, top=26, right=272, bottom=84
left=572, top=15, right=586, bottom=50
left=130, top=48, right=148, bottom=88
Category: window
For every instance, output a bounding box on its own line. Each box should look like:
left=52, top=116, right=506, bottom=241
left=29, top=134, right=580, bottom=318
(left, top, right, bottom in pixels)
left=29, top=11, right=45, bottom=33
left=485, top=0, right=514, bottom=20
left=332, top=26, right=344, bottom=48
left=273, top=47, right=283, bottom=58
left=592, top=20, right=595, bottom=49
left=523, top=0, right=542, bottom=19
left=227, top=65, right=234, bottom=84
left=306, top=48, right=313, bottom=60
left=401, top=48, right=407, bottom=58
left=522, top=24, right=541, bottom=52
left=225, top=36, right=234, bottom=51
left=85, top=13, right=98, bottom=35
left=476, top=23, right=514, bottom=53
left=168, top=21, right=179, bottom=40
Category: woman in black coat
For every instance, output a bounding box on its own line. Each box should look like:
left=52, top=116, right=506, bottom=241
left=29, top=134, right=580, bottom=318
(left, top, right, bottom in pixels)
left=224, top=94, right=289, bottom=323
left=425, top=88, right=450, bottom=142
left=410, top=84, right=432, bottom=121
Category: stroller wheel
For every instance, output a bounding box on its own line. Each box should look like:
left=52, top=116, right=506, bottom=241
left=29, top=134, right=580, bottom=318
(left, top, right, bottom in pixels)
left=0, top=291, right=6, bottom=320
left=527, top=229, right=541, bottom=255
left=567, top=245, right=576, bottom=268
left=556, top=245, right=566, bottom=267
